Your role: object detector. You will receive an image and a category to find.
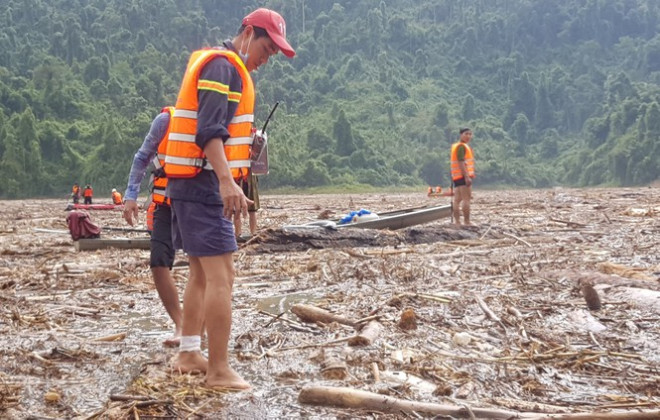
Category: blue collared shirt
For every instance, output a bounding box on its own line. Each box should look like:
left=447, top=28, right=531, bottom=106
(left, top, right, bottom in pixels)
left=124, top=111, right=170, bottom=202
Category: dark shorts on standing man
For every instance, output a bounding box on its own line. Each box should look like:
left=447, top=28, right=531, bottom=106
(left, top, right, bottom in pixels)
left=170, top=199, right=238, bottom=257
left=453, top=177, right=467, bottom=187
left=150, top=203, right=175, bottom=269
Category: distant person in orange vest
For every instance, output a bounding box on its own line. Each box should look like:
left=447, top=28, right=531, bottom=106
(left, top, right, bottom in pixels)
left=122, top=107, right=183, bottom=347
left=450, top=128, right=475, bottom=225
left=111, top=188, right=123, bottom=205
left=164, top=7, right=295, bottom=390
left=83, top=184, right=93, bottom=205
left=71, top=183, right=81, bottom=204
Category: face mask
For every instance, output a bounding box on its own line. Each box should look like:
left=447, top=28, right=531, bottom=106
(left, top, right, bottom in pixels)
left=239, top=32, right=253, bottom=63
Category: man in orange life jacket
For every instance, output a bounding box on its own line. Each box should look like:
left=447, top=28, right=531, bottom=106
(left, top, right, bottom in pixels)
left=122, top=107, right=183, bottom=347
left=164, top=8, right=295, bottom=390
left=71, top=183, right=81, bottom=204
left=111, top=188, right=123, bottom=205
left=450, top=128, right=476, bottom=225
left=83, top=184, right=93, bottom=205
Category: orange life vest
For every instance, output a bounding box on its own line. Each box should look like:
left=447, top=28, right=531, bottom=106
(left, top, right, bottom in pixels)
left=164, top=49, right=255, bottom=180
left=83, top=187, right=93, bottom=197
left=450, top=142, right=475, bottom=181
left=146, top=201, right=156, bottom=232
left=151, top=106, right=174, bottom=206
left=72, top=185, right=80, bottom=195
left=112, top=191, right=123, bottom=205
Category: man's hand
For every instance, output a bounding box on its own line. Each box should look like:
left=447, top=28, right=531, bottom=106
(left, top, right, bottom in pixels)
left=465, top=177, right=473, bottom=187
left=123, top=200, right=139, bottom=226
left=219, top=179, right=253, bottom=220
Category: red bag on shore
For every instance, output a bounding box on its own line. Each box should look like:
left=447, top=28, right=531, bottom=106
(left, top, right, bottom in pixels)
left=66, top=211, right=101, bottom=241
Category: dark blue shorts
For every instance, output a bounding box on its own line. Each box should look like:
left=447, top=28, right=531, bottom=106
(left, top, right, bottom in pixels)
left=453, top=177, right=467, bottom=187
left=170, top=199, right=237, bottom=257
left=150, top=204, right=175, bottom=269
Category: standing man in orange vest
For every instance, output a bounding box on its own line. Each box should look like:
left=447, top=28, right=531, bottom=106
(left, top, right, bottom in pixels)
left=71, top=183, right=81, bottom=204
left=164, top=8, right=295, bottom=390
left=122, top=106, right=184, bottom=347
left=450, top=128, right=476, bottom=225
left=83, top=184, right=93, bottom=205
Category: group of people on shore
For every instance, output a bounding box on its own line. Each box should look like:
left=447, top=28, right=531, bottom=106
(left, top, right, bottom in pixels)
left=70, top=183, right=93, bottom=204
left=114, top=7, right=476, bottom=391
left=70, top=183, right=123, bottom=205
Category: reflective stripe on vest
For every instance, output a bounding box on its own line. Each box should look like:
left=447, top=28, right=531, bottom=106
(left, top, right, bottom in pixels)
left=450, top=142, right=475, bottom=181
left=164, top=49, right=255, bottom=179
left=151, top=107, right=174, bottom=206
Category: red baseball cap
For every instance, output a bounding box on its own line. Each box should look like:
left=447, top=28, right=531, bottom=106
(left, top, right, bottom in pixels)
left=242, top=8, right=295, bottom=58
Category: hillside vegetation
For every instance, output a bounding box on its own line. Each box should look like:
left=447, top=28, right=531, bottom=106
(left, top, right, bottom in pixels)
left=0, top=0, right=659, bottom=198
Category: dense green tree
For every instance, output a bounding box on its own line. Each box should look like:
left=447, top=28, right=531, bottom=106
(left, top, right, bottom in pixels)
left=333, top=110, right=356, bottom=157
left=0, top=0, right=659, bottom=198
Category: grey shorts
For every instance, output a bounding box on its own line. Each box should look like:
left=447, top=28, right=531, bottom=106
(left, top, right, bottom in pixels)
left=170, top=199, right=238, bottom=257
left=150, top=204, right=175, bottom=269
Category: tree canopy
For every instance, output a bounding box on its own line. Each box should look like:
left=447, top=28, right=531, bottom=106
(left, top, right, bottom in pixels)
left=1, top=0, right=659, bottom=198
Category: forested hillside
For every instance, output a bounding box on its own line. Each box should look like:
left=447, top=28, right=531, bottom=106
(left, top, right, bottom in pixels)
left=0, top=0, right=658, bottom=198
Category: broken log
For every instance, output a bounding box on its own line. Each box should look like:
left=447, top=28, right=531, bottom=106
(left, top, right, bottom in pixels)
left=244, top=225, right=481, bottom=253
left=298, top=386, right=660, bottom=420
left=348, top=321, right=382, bottom=346
left=319, top=350, right=348, bottom=380
left=298, top=385, right=525, bottom=418
left=290, top=304, right=356, bottom=327
left=74, top=238, right=150, bottom=251
left=535, top=411, right=660, bottom=420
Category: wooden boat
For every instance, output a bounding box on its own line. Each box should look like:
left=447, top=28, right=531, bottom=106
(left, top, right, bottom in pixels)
left=335, top=205, right=452, bottom=230
left=66, top=203, right=124, bottom=211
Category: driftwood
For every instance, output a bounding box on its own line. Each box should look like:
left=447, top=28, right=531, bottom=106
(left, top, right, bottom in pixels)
left=299, top=386, right=660, bottom=420
left=93, top=332, right=127, bottom=342
left=290, top=304, right=356, bottom=327
left=298, top=385, right=524, bottom=418
left=348, top=321, right=382, bottom=346
left=319, top=350, right=348, bottom=380
left=474, top=294, right=501, bottom=322
left=244, top=225, right=480, bottom=253
left=74, top=238, right=150, bottom=251
left=535, top=412, right=660, bottom=420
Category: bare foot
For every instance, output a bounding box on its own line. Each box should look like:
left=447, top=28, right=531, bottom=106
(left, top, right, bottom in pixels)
left=171, top=351, right=208, bottom=374
left=206, top=366, right=251, bottom=390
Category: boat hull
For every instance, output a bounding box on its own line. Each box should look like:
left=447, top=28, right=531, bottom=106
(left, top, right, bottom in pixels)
left=337, top=205, right=451, bottom=230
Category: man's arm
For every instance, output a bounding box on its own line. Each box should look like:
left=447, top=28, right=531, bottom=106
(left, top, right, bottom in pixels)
left=122, top=112, right=169, bottom=226
left=196, top=58, right=252, bottom=219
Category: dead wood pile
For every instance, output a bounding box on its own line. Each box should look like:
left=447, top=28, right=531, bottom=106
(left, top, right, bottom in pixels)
left=1, top=189, right=658, bottom=419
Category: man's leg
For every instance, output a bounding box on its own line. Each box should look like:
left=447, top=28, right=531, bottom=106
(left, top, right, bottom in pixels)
left=198, top=253, right=249, bottom=389
left=248, top=211, right=257, bottom=235
left=452, top=186, right=464, bottom=225
left=463, top=185, right=472, bottom=226
left=151, top=205, right=182, bottom=345
left=233, top=213, right=242, bottom=237
left=152, top=266, right=182, bottom=345
left=172, top=257, right=208, bottom=373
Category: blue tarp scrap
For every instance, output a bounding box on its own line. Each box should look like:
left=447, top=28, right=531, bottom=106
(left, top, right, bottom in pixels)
left=338, top=209, right=373, bottom=225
